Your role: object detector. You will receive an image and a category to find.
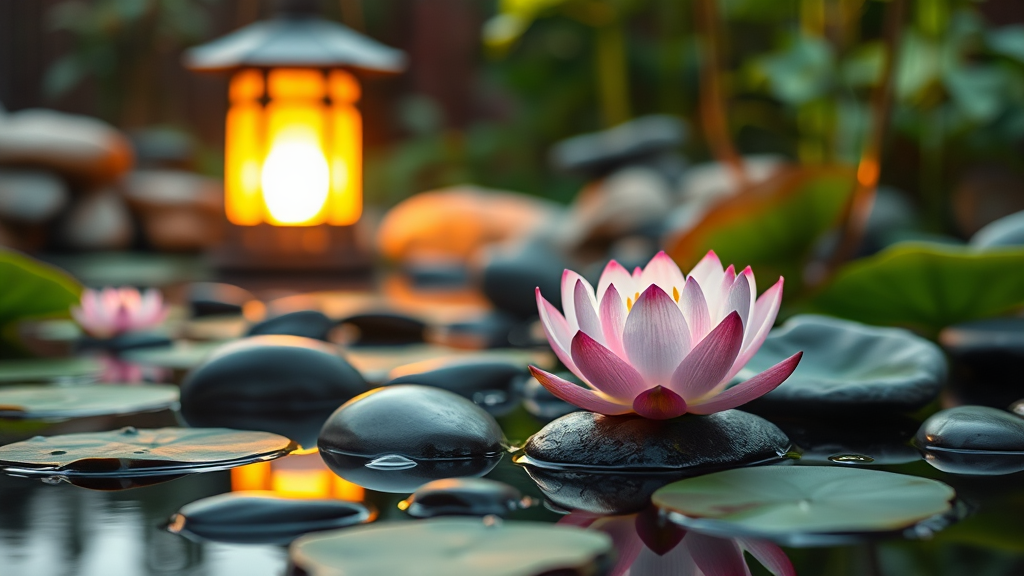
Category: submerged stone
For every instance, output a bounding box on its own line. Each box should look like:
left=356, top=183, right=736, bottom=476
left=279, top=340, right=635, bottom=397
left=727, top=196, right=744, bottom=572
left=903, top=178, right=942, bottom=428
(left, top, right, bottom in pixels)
left=338, top=313, right=427, bottom=346
left=522, top=410, right=789, bottom=472
left=318, top=385, right=506, bottom=492
left=741, top=315, right=946, bottom=416
left=180, top=335, right=367, bottom=447
left=384, top=358, right=529, bottom=416
left=168, top=492, right=375, bottom=545
left=247, top=310, right=336, bottom=341
left=916, top=406, right=1024, bottom=475
left=523, top=466, right=690, bottom=515
left=401, top=478, right=522, bottom=518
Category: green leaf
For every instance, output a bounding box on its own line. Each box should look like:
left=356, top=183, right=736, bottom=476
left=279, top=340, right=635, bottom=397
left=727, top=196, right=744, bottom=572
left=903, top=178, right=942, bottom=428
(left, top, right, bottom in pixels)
left=756, top=36, right=835, bottom=105
left=988, top=26, right=1024, bottom=63
left=0, top=384, right=179, bottom=420
left=0, top=250, right=82, bottom=343
left=0, top=358, right=101, bottom=383
left=808, top=243, right=1024, bottom=335
left=290, top=518, right=613, bottom=576
left=652, top=466, right=955, bottom=545
left=666, top=166, right=855, bottom=292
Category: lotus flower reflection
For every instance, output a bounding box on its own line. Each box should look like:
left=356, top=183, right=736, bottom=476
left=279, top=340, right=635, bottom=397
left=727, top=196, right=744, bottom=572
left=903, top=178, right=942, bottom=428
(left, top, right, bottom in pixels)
left=72, top=287, right=168, bottom=339
left=530, top=251, right=802, bottom=419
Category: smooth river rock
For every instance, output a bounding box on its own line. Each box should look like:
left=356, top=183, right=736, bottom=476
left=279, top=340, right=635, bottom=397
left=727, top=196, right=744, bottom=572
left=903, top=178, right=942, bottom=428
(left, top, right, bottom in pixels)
left=318, top=385, right=506, bottom=492
left=402, top=478, right=522, bottom=518
left=522, top=410, right=790, bottom=472
left=0, top=169, right=68, bottom=224
left=916, top=405, right=1024, bottom=475
left=247, top=310, right=336, bottom=341
left=384, top=358, right=529, bottom=416
left=186, top=282, right=258, bottom=318
left=181, top=335, right=368, bottom=447
left=741, top=315, right=947, bottom=416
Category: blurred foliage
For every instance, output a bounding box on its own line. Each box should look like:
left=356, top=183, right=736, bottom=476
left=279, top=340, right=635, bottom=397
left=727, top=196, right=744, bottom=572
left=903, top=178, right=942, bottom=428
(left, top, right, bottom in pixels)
left=0, top=250, right=82, bottom=358
left=808, top=242, right=1024, bottom=335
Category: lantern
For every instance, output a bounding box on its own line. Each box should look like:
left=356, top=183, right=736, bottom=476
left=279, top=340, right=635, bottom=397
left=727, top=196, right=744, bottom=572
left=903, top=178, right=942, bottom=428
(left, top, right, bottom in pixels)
left=184, top=0, right=404, bottom=271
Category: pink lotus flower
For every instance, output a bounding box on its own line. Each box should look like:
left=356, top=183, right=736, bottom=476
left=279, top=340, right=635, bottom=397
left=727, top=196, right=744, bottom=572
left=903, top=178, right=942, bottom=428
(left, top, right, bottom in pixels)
left=71, top=287, right=168, bottom=339
left=529, top=251, right=801, bottom=419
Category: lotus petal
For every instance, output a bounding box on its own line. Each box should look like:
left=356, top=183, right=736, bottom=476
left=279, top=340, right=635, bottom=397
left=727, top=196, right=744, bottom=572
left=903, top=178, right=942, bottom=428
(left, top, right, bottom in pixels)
left=669, top=312, right=743, bottom=400
left=632, top=386, right=688, bottom=420
left=623, top=286, right=691, bottom=385
left=688, top=352, right=802, bottom=414
left=571, top=331, right=648, bottom=400
left=528, top=367, right=631, bottom=415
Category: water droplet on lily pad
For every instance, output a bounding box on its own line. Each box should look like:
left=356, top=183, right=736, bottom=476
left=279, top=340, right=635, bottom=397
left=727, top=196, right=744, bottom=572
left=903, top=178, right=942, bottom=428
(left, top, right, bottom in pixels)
left=828, top=454, right=875, bottom=464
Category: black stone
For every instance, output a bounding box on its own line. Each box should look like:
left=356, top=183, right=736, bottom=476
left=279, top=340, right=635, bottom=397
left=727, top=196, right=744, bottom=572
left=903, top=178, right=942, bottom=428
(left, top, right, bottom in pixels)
left=916, top=406, right=1024, bottom=476
left=439, top=311, right=519, bottom=349
left=742, top=315, right=947, bottom=416
left=338, top=312, right=426, bottom=346
left=187, top=282, right=257, bottom=318
left=318, top=385, right=506, bottom=493
left=247, top=310, right=336, bottom=341
left=402, top=478, right=521, bottom=518
left=941, top=318, right=1024, bottom=392
left=549, top=115, right=687, bottom=179
left=169, top=493, right=375, bottom=545
left=479, top=237, right=569, bottom=319
left=522, top=410, right=790, bottom=472
left=180, top=336, right=368, bottom=447
left=384, top=358, right=529, bottom=416
left=970, top=209, right=1024, bottom=248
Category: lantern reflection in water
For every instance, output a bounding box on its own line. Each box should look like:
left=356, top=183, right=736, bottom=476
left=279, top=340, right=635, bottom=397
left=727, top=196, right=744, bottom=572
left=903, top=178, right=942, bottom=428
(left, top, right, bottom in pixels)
left=231, top=451, right=365, bottom=501
left=226, top=68, right=362, bottom=227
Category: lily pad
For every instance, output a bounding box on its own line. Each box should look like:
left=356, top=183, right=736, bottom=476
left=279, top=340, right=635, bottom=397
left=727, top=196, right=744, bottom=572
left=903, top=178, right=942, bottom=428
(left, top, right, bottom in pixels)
left=0, top=384, right=179, bottom=419
left=0, top=426, right=296, bottom=477
left=666, top=166, right=855, bottom=290
left=739, top=315, right=947, bottom=416
left=653, top=466, right=956, bottom=546
left=809, top=243, right=1024, bottom=335
left=121, top=341, right=221, bottom=369
left=0, top=357, right=101, bottom=383
left=289, top=518, right=613, bottom=576
left=168, top=492, right=376, bottom=545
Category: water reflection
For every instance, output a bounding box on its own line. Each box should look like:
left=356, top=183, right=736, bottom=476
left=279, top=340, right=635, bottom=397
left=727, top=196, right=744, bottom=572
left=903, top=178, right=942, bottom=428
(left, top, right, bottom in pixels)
left=559, top=507, right=795, bottom=576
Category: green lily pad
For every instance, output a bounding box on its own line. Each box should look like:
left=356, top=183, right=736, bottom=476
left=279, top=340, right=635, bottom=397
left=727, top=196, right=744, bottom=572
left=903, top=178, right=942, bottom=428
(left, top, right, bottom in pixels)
left=289, top=518, right=613, bottom=576
left=0, top=357, right=101, bottom=383
left=0, top=384, right=179, bottom=419
left=809, top=243, right=1024, bottom=335
left=0, top=426, right=296, bottom=477
left=120, top=341, right=222, bottom=369
left=653, top=466, right=956, bottom=546
left=666, top=166, right=855, bottom=291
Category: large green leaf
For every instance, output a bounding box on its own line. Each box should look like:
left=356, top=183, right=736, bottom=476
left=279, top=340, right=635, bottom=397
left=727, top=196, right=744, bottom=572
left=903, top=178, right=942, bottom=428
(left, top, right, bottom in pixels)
left=0, top=250, right=82, bottom=350
left=809, top=243, right=1024, bottom=335
left=666, top=166, right=855, bottom=290
left=653, top=466, right=956, bottom=546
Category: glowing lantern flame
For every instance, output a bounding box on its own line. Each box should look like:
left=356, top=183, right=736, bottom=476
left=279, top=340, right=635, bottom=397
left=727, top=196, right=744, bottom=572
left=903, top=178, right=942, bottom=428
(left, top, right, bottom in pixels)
left=261, top=136, right=330, bottom=225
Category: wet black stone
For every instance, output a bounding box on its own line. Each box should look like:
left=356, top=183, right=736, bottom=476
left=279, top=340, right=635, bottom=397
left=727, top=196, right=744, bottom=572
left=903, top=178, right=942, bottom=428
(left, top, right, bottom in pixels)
left=187, top=282, right=257, bottom=317
left=549, top=115, right=687, bottom=178
left=319, top=451, right=503, bottom=494
left=742, top=315, right=947, bottom=416
left=402, top=478, right=521, bottom=518
left=338, top=313, right=426, bottom=346
left=76, top=331, right=173, bottom=354
left=170, top=493, right=374, bottom=545
left=940, top=319, right=1024, bottom=391
left=384, top=358, right=529, bottom=416
left=318, top=385, right=506, bottom=460
left=247, top=310, right=336, bottom=341
left=180, top=336, right=368, bottom=447
left=479, top=237, right=569, bottom=319
left=523, top=410, right=789, bottom=472
left=916, top=406, right=1024, bottom=475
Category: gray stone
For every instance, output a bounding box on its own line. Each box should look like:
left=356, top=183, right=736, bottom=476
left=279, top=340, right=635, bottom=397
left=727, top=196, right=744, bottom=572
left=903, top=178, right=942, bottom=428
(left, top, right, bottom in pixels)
left=122, top=169, right=223, bottom=251
left=549, top=115, right=687, bottom=178
left=522, top=410, right=790, bottom=472
left=742, top=315, right=947, bottom=416
left=916, top=406, right=1024, bottom=475
left=971, top=210, right=1024, bottom=248
left=0, top=109, right=132, bottom=185
left=0, top=169, right=68, bottom=223
left=478, top=236, right=570, bottom=318
left=557, top=167, right=673, bottom=250
left=55, top=188, right=134, bottom=250
left=403, top=478, right=522, bottom=518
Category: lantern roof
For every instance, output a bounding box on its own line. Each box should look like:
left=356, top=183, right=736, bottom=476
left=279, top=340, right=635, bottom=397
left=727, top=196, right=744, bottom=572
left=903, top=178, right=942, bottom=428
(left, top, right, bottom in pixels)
left=183, top=11, right=405, bottom=74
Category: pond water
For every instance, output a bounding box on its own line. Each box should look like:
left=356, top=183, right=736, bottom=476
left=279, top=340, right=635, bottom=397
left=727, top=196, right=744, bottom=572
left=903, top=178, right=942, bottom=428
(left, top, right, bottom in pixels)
left=2, top=406, right=1024, bottom=576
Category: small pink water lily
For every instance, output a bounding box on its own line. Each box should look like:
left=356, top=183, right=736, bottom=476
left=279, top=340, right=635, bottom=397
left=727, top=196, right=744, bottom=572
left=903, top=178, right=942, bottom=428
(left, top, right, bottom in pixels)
left=71, top=287, right=168, bottom=339
left=529, top=250, right=802, bottom=419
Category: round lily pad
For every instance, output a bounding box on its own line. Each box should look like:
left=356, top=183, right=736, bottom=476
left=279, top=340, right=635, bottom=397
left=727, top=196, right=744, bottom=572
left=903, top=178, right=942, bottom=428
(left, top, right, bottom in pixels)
left=121, top=341, right=221, bottom=369
left=289, top=518, right=613, bottom=576
left=169, top=492, right=375, bottom=545
left=652, top=466, right=957, bottom=546
left=0, top=426, right=296, bottom=477
left=0, top=358, right=101, bottom=383
left=740, top=315, right=947, bottom=416
left=0, top=384, right=179, bottom=420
